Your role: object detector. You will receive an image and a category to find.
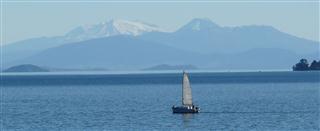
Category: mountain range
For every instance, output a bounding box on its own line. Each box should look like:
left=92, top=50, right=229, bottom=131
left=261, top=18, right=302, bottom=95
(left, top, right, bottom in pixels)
left=2, top=18, right=319, bottom=70
left=140, top=18, right=318, bottom=54
left=3, top=19, right=165, bottom=64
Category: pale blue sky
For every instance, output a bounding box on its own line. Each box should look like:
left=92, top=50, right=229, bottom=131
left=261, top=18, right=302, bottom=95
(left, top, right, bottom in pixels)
left=2, top=1, right=319, bottom=44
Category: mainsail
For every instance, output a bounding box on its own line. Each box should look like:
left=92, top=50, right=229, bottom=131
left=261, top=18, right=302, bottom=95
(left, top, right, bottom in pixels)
left=182, top=72, right=193, bottom=106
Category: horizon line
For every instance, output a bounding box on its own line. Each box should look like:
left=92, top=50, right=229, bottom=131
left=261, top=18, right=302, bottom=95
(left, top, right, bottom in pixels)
left=2, top=0, right=320, bottom=3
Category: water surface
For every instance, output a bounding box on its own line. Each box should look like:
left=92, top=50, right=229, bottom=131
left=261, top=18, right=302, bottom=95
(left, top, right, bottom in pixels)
left=1, top=71, right=319, bottom=130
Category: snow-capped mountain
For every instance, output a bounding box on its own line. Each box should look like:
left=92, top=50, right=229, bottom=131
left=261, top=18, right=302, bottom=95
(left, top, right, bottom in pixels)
left=4, top=18, right=319, bottom=70
left=64, top=19, right=165, bottom=41
left=3, top=19, right=165, bottom=64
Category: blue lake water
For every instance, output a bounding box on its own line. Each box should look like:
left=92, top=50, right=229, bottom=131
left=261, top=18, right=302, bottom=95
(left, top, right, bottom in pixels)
left=1, top=71, right=320, bottom=130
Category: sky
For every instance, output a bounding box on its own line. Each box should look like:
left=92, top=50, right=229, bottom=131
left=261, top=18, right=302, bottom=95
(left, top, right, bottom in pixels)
left=1, top=1, right=319, bottom=44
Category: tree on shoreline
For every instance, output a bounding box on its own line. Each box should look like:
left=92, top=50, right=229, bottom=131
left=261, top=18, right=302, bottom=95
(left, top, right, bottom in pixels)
left=309, top=60, right=320, bottom=70
left=293, top=59, right=320, bottom=71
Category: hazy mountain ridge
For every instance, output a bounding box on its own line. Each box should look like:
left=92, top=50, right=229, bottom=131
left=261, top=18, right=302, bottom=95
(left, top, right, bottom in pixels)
left=3, top=19, right=166, bottom=63
left=13, top=36, right=206, bottom=69
left=10, top=38, right=317, bottom=70
left=3, top=18, right=319, bottom=70
left=139, top=19, right=318, bottom=54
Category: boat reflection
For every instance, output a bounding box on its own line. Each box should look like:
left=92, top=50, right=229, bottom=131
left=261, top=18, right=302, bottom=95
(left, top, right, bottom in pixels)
left=182, top=113, right=194, bottom=128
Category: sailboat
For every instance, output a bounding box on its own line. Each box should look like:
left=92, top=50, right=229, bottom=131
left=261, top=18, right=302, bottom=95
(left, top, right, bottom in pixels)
left=172, top=71, right=200, bottom=113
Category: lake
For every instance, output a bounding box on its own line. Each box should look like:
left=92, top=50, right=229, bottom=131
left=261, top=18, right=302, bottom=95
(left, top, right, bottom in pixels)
left=1, top=71, right=319, bottom=130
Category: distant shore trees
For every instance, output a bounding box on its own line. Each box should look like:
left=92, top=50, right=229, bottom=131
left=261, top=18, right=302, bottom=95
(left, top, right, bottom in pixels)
left=293, top=59, right=320, bottom=71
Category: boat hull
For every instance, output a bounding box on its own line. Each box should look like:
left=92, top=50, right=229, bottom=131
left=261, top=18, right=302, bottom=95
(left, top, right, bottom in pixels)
left=172, top=106, right=199, bottom=113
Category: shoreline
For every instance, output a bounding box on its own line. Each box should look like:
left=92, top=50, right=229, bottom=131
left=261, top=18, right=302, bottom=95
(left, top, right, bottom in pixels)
left=0, top=69, right=298, bottom=76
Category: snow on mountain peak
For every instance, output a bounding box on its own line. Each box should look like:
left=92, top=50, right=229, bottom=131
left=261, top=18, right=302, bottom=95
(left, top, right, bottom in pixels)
left=65, top=19, right=165, bottom=41
left=110, top=19, right=164, bottom=36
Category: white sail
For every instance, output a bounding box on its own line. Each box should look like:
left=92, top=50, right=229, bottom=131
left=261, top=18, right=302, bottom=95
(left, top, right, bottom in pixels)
left=182, top=72, right=193, bottom=106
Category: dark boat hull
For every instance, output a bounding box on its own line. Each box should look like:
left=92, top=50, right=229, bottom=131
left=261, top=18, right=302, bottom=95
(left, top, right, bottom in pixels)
left=172, top=106, right=199, bottom=113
